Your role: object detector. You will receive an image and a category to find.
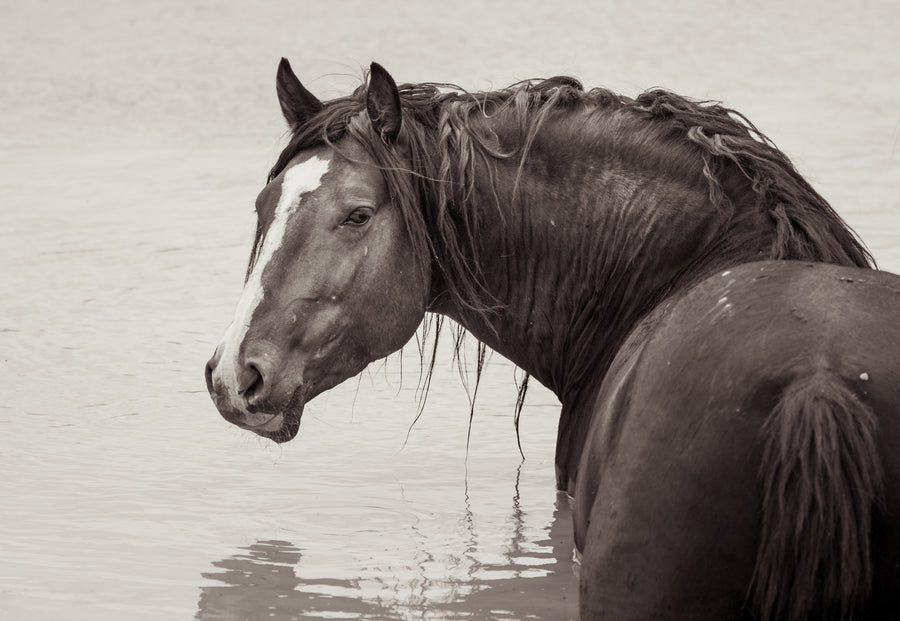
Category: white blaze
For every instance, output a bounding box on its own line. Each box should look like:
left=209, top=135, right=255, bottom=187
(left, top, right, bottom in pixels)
left=215, top=155, right=331, bottom=396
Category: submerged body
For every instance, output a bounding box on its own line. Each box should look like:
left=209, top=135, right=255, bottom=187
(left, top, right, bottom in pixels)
left=206, top=60, right=900, bottom=619
left=574, top=261, right=900, bottom=619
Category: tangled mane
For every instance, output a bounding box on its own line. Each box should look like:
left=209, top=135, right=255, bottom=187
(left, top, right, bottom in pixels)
left=268, top=73, right=872, bottom=292
left=263, top=70, right=873, bottom=436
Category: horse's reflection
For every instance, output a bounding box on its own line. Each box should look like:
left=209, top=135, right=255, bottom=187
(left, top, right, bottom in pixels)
left=196, top=539, right=404, bottom=620
left=196, top=494, right=578, bottom=620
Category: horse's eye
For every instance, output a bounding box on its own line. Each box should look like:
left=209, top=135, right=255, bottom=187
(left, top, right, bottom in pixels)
left=342, top=208, right=373, bottom=227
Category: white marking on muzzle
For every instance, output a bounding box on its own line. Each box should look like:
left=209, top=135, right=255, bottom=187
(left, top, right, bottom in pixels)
left=215, top=155, right=331, bottom=400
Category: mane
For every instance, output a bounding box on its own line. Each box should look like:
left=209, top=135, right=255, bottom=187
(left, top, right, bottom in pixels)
left=264, top=71, right=873, bottom=428
left=269, top=73, right=873, bottom=280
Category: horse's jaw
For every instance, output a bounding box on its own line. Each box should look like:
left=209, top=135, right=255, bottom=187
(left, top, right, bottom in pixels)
left=218, top=385, right=307, bottom=443
left=245, top=410, right=303, bottom=443
left=227, top=359, right=365, bottom=442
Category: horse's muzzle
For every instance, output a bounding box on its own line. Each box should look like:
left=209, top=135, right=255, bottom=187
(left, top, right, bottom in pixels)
left=205, top=354, right=305, bottom=442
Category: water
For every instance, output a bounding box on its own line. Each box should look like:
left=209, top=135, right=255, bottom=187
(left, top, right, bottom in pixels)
left=2, top=1, right=898, bottom=619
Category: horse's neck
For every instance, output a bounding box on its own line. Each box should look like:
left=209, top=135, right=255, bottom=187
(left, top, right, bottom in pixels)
left=430, top=118, right=756, bottom=406
left=421, top=102, right=868, bottom=491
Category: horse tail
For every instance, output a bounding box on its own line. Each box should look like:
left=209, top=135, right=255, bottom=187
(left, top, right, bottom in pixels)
left=752, top=372, right=884, bottom=620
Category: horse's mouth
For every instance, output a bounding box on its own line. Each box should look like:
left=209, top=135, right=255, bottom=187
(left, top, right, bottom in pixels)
left=237, top=387, right=306, bottom=443
left=248, top=410, right=302, bottom=443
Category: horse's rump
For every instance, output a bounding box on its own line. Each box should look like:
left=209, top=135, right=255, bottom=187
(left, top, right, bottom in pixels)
left=754, top=372, right=884, bottom=620
left=574, top=261, right=900, bottom=620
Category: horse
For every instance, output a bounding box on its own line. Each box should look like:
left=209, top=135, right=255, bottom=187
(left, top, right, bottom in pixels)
left=205, top=59, right=900, bottom=619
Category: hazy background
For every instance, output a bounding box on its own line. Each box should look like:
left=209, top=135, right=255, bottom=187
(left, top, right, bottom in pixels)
left=2, top=1, right=898, bottom=619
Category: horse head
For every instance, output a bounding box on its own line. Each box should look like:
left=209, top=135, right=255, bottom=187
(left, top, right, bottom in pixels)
left=206, top=60, right=428, bottom=442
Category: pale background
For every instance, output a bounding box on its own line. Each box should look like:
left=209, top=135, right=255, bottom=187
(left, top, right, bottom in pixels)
left=2, top=1, right=898, bottom=619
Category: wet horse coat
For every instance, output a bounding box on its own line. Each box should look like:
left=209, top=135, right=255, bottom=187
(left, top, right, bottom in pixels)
left=206, top=60, right=900, bottom=619
left=573, top=261, right=900, bottom=619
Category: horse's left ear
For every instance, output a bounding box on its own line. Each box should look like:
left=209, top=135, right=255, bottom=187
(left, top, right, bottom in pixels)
left=366, top=62, right=402, bottom=142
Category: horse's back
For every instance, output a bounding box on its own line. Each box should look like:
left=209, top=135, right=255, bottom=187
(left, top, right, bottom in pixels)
left=575, top=261, right=900, bottom=620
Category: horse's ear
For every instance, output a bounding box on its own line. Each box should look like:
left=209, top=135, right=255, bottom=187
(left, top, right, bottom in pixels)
left=276, top=58, right=323, bottom=128
left=366, top=62, right=402, bottom=142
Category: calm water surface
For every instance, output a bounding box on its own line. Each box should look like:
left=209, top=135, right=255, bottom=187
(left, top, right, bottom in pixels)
left=2, top=1, right=899, bottom=619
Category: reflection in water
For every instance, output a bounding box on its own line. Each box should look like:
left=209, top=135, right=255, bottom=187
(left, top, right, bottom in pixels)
left=433, top=490, right=579, bottom=620
left=197, top=540, right=405, bottom=620
left=197, top=490, right=578, bottom=621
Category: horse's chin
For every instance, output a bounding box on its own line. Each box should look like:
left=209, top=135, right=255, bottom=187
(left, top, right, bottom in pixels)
left=245, top=389, right=306, bottom=443
left=251, top=411, right=302, bottom=443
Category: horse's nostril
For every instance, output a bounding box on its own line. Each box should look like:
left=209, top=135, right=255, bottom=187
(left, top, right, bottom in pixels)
left=238, top=362, right=264, bottom=400
left=204, top=359, right=216, bottom=393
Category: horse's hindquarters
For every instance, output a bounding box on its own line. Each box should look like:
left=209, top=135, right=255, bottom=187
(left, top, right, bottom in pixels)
left=575, top=261, right=900, bottom=620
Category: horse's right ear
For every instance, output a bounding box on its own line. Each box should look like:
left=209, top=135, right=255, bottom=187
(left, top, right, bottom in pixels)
left=276, top=58, right=323, bottom=128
